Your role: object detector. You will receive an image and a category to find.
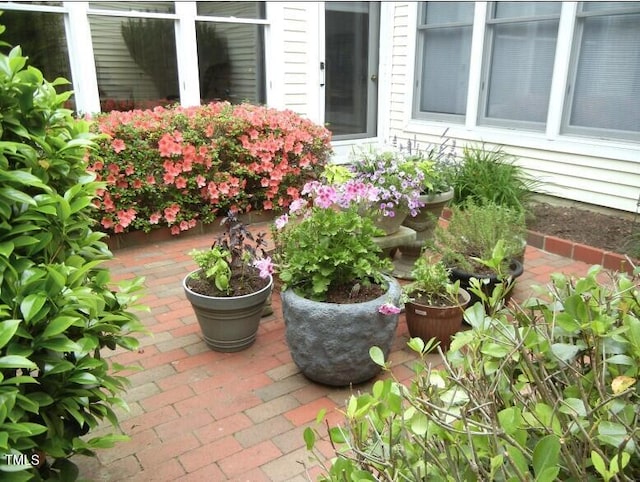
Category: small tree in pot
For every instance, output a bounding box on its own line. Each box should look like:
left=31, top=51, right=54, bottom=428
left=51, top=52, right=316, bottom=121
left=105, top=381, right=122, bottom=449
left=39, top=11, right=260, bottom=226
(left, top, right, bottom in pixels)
left=403, top=256, right=470, bottom=350
left=183, top=213, right=273, bottom=352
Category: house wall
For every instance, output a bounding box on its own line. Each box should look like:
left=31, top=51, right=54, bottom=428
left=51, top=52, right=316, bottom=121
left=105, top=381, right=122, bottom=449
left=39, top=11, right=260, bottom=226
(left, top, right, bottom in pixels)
left=383, top=2, right=640, bottom=214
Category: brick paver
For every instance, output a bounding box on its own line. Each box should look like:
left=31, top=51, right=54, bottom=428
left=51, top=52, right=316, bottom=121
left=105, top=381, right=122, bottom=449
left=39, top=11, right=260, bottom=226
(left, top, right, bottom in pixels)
left=72, top=225, right=601, bottom=480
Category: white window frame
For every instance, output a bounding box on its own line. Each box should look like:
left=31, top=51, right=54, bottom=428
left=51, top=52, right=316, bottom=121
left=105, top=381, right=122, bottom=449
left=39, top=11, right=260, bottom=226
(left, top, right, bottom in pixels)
left=561, top=2, right=640, bottom=143
left=412, top=2, right=474, bottom=124
left=0, top=2, right=272, bottom=114
left=403, top=1, right=638, bottom=162
left=478, top=2, right=562, bottom=131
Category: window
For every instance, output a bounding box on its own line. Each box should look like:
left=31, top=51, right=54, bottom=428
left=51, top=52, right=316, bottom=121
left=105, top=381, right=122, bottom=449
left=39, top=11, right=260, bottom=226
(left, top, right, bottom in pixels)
left=565, top=2, right=640, bottom=141
left=480, top=2, right=561, bottom=129
left=0, top=6, right=74, bottom=105
left=196, top=2, right=266, bottom=104
left=88, top=2, right=180, bottom=112
left=414, top=2, right=474, bottom=120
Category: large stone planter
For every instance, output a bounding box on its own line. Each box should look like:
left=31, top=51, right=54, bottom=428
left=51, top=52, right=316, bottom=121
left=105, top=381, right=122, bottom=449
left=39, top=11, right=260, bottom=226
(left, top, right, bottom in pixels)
left=281, top=275, right=401, bottom=386
left=183, top=270, right=273, bottom=352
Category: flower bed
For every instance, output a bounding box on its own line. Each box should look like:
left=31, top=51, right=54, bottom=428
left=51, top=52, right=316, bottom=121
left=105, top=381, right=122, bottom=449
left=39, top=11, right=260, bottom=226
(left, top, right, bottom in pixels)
left=87, top=102, right=332, bottom=235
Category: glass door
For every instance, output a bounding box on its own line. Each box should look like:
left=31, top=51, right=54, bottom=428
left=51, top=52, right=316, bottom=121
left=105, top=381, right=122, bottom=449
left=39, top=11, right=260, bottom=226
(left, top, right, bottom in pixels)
left=324, top=2, right=379, bottom=140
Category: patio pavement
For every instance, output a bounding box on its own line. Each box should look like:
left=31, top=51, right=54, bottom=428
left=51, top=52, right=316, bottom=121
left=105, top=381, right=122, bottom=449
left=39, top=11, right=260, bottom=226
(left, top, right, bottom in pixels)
left=73, top=223, right=603, bottom=481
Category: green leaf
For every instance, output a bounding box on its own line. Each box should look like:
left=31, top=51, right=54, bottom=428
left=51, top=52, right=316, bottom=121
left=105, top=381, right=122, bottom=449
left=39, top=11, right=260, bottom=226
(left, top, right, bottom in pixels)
left=551, top=343, right=580, bottom=362
left=597, top=421, right=628, bottom=449
left=591, top=451, right=609, bottom=481
left=20, top=293, right=47, bottom=323
left=303, top=427, right=315, bottom=450
left=0, top=241, right=14, bottom=258
left=0, top=319, right=20, bottom=349
left=0, top=187, right=35, bottom=206
left=41, top=316, right=79, bottom=338
left=0, top=355, right=37, bottom=370
left=559, top=398, right=587, bottom=417
left=369, top=346, right=385, bottom=367
left=533, top=435, right=560, bottom=480
left=498, top=407, right=522, bottom=435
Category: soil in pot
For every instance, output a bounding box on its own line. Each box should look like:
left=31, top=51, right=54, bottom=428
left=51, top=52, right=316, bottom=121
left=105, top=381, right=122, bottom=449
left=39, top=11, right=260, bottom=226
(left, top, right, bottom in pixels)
left=450, top=259, right=524, bottom=307
left=186, top=265, right=269, bottom=297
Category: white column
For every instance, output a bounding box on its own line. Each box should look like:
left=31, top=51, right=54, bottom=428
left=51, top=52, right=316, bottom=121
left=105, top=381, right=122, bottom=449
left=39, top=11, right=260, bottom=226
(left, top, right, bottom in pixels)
left=174, top=2, right=200, bottom=107
left=546, top=2, right=578, bottom=139
left=64, top=2, right=101, bottom=114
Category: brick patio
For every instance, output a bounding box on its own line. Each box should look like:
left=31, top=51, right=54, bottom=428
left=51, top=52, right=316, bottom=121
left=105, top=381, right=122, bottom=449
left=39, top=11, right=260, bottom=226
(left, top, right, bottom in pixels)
left=72, top=224, right=604, bottom=481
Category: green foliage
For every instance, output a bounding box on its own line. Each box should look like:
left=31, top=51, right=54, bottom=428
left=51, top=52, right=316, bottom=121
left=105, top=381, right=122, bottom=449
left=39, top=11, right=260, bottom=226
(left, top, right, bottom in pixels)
left=403, top=256, right=460, bottom=306
left=189, top=246, right=231, bottom=293
left=0, top=39, right=146, bottom=479
left=307, top=266, right=640, bottom=481
left=273, top=206, right=392, bottom=301
left=435, top=200, right=526, bottom=273
left=453, top=143, right=540, bottom=212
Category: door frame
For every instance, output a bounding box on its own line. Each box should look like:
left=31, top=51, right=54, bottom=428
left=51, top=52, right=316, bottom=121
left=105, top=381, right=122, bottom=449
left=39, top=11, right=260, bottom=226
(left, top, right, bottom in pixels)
left=318, top=1, right=390, bottom=161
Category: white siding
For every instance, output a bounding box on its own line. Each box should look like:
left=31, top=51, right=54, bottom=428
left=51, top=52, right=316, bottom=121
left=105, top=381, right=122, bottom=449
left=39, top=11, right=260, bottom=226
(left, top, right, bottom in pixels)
left=382, top=2, right=640, bottom=213
left=279, top=3, right=319, bottom=119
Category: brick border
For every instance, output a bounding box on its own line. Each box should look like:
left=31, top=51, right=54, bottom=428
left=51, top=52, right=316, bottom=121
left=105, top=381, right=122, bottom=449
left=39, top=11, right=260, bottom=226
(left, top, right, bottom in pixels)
left=526, top=230, right=635, bottom=275
left=105, top=210, right=277, bottom=251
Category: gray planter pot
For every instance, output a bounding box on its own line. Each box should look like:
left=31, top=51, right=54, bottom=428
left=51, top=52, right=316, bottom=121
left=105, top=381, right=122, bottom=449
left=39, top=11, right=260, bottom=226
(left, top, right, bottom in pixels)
left=183, top=270, right=273, bottom=352
left=281, top=275, right=401, bottom=386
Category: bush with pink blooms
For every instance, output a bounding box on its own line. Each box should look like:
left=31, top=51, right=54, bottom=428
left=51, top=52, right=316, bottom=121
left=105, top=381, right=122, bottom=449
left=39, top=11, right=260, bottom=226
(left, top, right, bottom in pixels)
left=88, top=102, right=332, bottom=235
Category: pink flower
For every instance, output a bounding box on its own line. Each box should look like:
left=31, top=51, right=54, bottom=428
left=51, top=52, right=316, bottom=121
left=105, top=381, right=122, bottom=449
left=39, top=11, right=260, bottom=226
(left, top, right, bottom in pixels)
left=149, top=212, right=161, bottom=224
left=112, top=138, right=126, bottom=153
left=289, top=198, right=307, bottom=214
left=378, top=303, right=401, bottom=315
left=275, top=214, right=288, bottom=230
left=253, top=257, right=274, bottom=279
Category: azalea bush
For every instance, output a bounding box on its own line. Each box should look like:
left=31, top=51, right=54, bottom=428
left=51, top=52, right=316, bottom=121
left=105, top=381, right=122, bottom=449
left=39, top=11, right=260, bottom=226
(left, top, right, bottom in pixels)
left=88, top=102, right=332, bottom=235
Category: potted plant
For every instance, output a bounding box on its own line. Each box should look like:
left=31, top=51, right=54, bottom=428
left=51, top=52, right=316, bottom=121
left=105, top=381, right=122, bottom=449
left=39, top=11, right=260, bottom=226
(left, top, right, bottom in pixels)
left=434, top=200, right=526, bottom=308
left=183, top=213, right=273, bottom=352
left=271, top=182, right=402, bottom=386
left=348, top=148, right=425, bottom=235
left=403, top=256, right=471, bottom=350
left=394, top=135, right=459, bottom=255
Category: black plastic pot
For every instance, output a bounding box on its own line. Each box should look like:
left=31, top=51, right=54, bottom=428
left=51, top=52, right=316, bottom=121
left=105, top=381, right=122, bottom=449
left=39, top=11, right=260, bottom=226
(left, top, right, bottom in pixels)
left=449, top=259, right=524, bottom=307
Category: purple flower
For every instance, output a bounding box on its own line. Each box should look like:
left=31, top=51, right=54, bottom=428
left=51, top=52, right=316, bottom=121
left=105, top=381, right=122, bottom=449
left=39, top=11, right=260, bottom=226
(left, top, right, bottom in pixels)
left=378, top=303, right=401, bottom=315
left=253, top=257, right=274, bottom=278
left=275, top=214, right=289, bottom=230
left=289, top=198, right=307, bottom=214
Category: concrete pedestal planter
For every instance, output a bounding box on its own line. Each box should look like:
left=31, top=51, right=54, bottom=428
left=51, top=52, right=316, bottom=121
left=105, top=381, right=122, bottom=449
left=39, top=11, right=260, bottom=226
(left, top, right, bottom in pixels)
left=281, top=275, right=401, bottom=386
left=183, top=270, right=273, bottom=352
left=400, top=189, right=454, bottom=257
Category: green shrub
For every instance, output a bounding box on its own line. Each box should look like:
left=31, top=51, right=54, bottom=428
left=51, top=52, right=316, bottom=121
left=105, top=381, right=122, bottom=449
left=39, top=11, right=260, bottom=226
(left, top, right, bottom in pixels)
left=88, top=103, right=332, bottom=235
left=434, top=200, right=526, bottom=273
left=306, top=265, right=640, bottom=481
left=453, top=143, right=540, bottom=212
left=0, top=35, right=146, bottom=480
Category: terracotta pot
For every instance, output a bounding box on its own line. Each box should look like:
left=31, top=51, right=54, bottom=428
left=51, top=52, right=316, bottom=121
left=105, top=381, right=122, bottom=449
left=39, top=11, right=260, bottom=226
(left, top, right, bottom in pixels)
left=183, top=270, right=273, bottom=352
left=405, top=288, right=471, bottom=350
left=280, top=275, right=401, bottom=386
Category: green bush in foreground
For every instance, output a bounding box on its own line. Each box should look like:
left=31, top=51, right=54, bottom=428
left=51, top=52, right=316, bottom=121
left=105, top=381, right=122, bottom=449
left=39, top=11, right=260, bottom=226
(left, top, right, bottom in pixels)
left=306, top=265, right=640, bottom=481
left=0, top=31, right=146, bottom=480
